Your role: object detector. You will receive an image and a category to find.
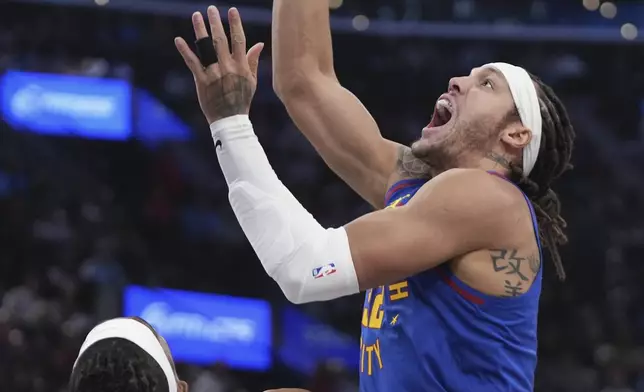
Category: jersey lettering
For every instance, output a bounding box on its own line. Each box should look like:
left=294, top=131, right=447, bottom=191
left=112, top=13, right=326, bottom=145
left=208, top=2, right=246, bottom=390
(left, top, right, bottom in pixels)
left=388, top=281, right=409, bottom=301
left=360, top=337, right=383, bottom=375
left=385, top=194, right=410, bottom=209
left=361, top=191, right=414, bottom=377
left=360, top=281, right=409, bottom=376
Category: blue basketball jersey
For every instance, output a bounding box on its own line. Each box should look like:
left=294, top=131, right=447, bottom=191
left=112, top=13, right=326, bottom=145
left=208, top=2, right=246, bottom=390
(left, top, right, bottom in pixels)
left=359, top=174, right=543, bottom=392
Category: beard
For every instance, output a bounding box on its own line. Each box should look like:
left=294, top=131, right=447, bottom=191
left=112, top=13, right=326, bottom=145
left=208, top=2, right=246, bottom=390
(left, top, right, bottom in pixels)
left=410, top=139, right=455, bottom=175
left=411, top=117, right=497, bottom=173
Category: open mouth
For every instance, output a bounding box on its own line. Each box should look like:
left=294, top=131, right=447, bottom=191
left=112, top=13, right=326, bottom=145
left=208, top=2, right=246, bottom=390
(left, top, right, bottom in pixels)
left=426, top=97, right=453, bottom=129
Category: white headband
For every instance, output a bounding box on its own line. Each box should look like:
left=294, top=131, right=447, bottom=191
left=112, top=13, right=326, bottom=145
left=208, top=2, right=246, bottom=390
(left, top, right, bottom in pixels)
left=73, top=318, right=177, bottom=392
left=482, top=62, right=542, bottom=176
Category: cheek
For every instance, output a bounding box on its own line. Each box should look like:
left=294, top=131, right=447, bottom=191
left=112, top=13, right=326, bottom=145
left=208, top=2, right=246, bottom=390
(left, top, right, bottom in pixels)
left=460, top=105, right=487, bottom=124
left=457, top=109, right=498, bottom=138
left=462, top=94, right=502, bottom=122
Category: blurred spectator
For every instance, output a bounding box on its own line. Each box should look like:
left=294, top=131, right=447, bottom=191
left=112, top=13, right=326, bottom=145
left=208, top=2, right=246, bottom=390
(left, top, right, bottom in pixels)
left=0, top=1, right=643, bottom=391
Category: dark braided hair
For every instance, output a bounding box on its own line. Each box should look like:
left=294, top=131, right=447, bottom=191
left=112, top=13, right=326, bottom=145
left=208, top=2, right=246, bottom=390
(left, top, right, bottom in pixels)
left=69, top=338, right=170, bottom=392
left=507, top=73, right=575, bottom=281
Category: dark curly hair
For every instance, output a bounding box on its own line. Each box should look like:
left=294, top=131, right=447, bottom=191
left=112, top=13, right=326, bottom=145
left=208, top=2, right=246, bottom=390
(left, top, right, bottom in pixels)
left=69, top=338, right=170, bottom=392
left=507, top=73, right=575, bottom=281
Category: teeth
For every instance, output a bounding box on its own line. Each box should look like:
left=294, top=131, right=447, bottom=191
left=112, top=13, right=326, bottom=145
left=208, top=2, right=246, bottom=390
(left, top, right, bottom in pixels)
left=436, top=99, right=451, bottom=110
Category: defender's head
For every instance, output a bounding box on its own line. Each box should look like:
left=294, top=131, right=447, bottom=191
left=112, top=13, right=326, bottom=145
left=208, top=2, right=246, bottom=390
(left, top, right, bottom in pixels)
left=412, top=62, right=573, bottom=186
left=69, top=317, right=188, bottom=392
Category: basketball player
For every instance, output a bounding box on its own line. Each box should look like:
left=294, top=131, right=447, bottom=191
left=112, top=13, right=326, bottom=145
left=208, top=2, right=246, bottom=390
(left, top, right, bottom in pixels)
left=69, top=317, right=188, bottom=392
left=174, top=4, right=574, bottom=391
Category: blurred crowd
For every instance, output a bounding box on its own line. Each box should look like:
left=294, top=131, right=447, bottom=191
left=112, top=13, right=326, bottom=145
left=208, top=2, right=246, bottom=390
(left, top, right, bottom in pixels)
left=1, top=2, right=644, bottom=391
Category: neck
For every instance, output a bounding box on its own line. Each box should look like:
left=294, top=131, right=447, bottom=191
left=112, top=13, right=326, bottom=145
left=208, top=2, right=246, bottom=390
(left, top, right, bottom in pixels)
left=479, top=152, right=512, bottom=176
left=419, top=150, right=515, bottom=177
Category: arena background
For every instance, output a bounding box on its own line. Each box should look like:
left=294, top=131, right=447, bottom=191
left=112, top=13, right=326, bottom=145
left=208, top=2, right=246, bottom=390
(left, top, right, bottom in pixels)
left=1, top=0, right=643, bottom=391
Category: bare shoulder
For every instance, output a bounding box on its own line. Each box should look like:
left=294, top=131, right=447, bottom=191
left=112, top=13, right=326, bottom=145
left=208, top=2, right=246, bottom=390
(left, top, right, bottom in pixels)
left=409, top=169, right=541, bottom=296
left=406, top=169, right=527, bottom=236
left=413, top=168, right=520, bottom=208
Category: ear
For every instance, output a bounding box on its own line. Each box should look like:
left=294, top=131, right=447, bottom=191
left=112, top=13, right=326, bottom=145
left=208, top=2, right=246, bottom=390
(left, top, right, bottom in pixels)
left=178, top=380, right=189, bottom=392
left=500, top=124, right=532, bottom=150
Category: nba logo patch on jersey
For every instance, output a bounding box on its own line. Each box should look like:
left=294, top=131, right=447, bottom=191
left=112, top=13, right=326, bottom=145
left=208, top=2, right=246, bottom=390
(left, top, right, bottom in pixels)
left=312, top=263, right=337, bottom=279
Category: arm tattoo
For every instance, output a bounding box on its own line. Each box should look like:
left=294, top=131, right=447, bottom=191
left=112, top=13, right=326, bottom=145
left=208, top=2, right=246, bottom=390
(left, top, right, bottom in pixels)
left=527, top=253, right=541, bottom=274
left=504, top=280, right=524, bottom=297
left=396, top=146, right=432, bottom=179
left=204, top=74, right=254, bottom=122
left=490, top=249, right=529, bottom=281
left=490, top=248, right=537, bottom=297
left=485, top=152, right=512, bottom=170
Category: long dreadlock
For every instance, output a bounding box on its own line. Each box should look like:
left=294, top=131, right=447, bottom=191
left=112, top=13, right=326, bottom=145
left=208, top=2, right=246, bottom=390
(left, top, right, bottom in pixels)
left=507, top=73, right=575, bottom=281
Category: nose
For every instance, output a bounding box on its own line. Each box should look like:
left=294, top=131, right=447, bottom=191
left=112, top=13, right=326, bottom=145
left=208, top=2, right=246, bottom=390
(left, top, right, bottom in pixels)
left=448, top=76, right=467, bottom=94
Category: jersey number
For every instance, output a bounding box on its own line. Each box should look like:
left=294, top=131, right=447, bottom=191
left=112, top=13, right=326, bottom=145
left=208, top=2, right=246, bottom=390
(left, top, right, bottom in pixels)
left=362, top=288, right=385, bottom=329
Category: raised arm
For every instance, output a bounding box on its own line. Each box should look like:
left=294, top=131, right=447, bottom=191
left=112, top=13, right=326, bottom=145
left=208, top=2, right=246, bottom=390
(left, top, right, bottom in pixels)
left=176, top=10, right=515, bottom=305
left=272, top=0, right=430, bottom=208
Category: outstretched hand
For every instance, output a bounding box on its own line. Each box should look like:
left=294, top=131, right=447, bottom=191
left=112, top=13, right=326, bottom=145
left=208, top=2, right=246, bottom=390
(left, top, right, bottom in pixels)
left=174, top=6, right=264, bottom=124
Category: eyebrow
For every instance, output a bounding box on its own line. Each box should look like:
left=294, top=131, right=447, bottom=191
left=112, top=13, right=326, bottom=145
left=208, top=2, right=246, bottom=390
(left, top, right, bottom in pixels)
left=475, top=67, right=508, bottom=88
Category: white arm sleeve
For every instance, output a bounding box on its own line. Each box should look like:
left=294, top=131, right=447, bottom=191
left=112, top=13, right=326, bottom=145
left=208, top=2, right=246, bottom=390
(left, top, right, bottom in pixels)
left=211, top=115, right=359, bottom=303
